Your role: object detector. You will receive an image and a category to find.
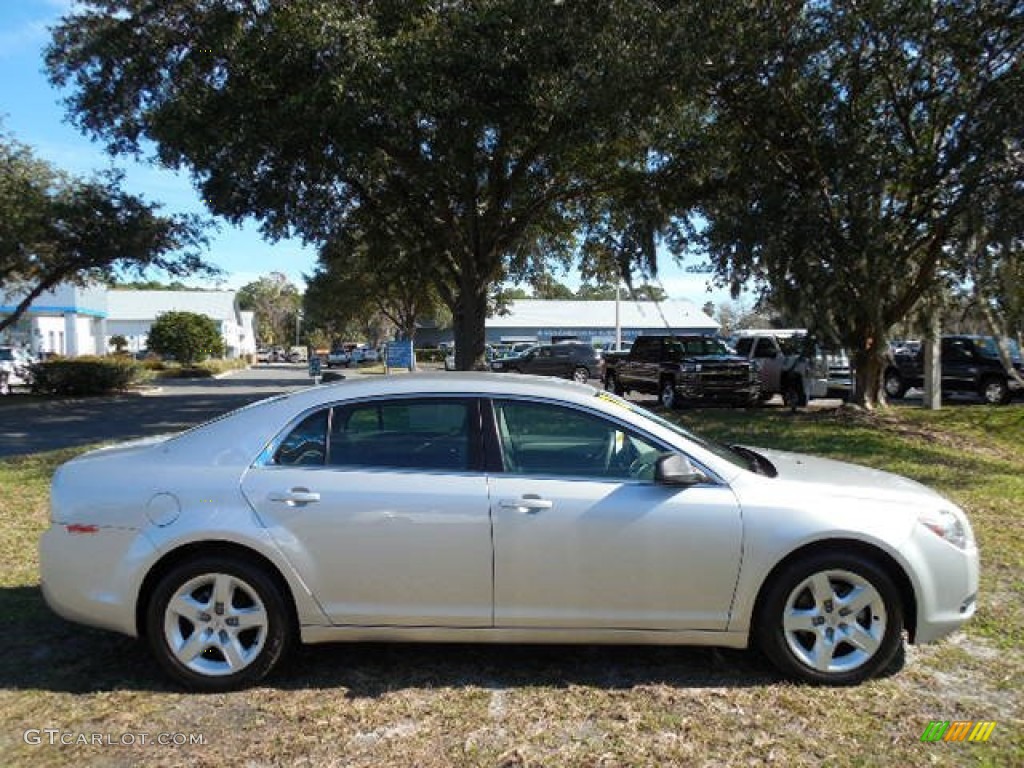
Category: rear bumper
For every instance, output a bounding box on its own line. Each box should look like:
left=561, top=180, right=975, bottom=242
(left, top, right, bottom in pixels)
left=39, top=524, right=154, bottom=638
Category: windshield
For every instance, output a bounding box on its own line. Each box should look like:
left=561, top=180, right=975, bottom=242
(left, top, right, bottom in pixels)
left=593, top=391, right=750, bottom=472
left=665, top=337, right=731, bottom=358
left=973, top=337, right=1022, bottom=363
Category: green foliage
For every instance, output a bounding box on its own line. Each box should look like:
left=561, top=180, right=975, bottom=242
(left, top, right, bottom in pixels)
left=0, top=126, right=213, bottom=334
left=677, top=0, right=1022, bottom=405
left=415, top=348, right=447, bottom=364
left=146, top=311, right=224, bottom=365
left=108, top=334, right=128, bottom=353
left=46, top=1, right=694, bottom=371
left=31, top=357, right=144, bottom=395
left=236, top=272, right=301, bottom=346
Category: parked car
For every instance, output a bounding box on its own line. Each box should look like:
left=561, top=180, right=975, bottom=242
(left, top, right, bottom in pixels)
left=603, top=335, right=759, bottom=408
left=490, top=342, right=600, bottom=383
left=884, top=335, right=1023, bottom=405
left=732, top=330, right=850, bottom=407
left=445, top=345, right=500, bottom=371
left=351, top=346, right=381, bottom=364
left=40, top=374, right=978, bottom=690
left=0, top=346, right=34, bottom=394
left=326, top=348, right=351, bottom=368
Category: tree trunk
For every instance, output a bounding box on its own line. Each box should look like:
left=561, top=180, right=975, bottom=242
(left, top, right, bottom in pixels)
left=452, top=284, right=489, bottom=371
left=851, top=339, right=889, bottom=409
left=922, top=314, right=942, bottom=410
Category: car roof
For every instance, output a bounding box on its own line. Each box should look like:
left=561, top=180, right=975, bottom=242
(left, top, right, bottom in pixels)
left=284, top=372, right=599, bottom=408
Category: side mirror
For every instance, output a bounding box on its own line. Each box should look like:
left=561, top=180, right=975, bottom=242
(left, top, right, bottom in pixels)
left=655, top=453, right=708, bottom=487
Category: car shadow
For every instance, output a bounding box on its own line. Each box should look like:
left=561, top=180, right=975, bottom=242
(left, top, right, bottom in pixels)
left=0, top=586, right=778, bottom=695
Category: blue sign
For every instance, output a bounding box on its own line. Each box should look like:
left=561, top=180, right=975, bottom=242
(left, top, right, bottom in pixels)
left=308, top=355, right=322, bottom=378
left=386, top=341, right=414, bottom=370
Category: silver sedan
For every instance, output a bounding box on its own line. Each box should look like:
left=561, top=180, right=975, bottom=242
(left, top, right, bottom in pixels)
left=40, top=374, right=978, bottom=690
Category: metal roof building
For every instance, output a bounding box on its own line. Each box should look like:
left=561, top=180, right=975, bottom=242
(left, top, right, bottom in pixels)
left=420, top=299, right=719, bottom=347
left=106, top=290, right=256, bottom=358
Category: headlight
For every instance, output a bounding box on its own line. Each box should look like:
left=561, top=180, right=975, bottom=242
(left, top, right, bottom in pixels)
left=919, top=508, right=973, bottom=550
left=680, top=362, right=701, bottom=373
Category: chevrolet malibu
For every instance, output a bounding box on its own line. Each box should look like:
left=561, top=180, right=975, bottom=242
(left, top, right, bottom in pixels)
left=40, top=374, right=978, bottom=691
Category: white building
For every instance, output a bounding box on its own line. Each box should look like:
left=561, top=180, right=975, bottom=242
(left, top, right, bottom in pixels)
left=106, top=290, right=256, bottom=358
left=418, top=298, right=719, bottom=347
left=0, top=283, right=109, bottom=356
left=486, top=299, right=718, bottom=345
left=1, top=284, right=255, bottom=359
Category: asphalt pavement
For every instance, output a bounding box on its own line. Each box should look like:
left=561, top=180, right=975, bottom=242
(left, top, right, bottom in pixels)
left=0, top=364, right=321, bottom=458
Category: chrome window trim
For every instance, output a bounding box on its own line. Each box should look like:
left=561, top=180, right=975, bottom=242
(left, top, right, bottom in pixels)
left=486, top=393, right=726, bottom=487
left=253, top=392, right=482, bottom=472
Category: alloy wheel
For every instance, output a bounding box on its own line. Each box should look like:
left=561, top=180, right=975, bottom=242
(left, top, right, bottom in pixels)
left=781, top=568, right=887, bottom=675
left=162, top=572, right=268, bottom=678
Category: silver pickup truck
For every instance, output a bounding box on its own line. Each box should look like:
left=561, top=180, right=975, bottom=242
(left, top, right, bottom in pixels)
left=733, top=331, right=851, bottom=407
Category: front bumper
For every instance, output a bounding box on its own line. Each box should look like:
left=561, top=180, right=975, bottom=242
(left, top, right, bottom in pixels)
left=898, top=523, right=980, bottom=644
left=676, top=372, right=760, bottom=402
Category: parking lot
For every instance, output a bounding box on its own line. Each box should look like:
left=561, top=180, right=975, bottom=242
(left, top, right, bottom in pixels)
left=0, top=364, right=317, bottom=458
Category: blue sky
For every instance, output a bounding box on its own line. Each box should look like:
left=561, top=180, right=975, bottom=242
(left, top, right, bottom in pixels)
left=0, top=0, right=732, bottom=305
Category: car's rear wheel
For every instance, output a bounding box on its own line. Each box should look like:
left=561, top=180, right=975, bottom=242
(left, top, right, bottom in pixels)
left=146, top=555, right=293, bottom=692
left=884, top=369, right=907, bottom=399
left=571, top=366, right=590, bottom=384
left=757, top=552, right=904, bottom=685
left=979, top=375, right=1010, bottom=405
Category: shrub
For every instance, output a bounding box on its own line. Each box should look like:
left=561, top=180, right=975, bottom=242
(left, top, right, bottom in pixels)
left=147, top=311, right=224, bottom=365
left=31, top=357, right=146, bottom=395
left=109, top=334, right=129, bottom=353
left=416, top=349, right=447, bottom=363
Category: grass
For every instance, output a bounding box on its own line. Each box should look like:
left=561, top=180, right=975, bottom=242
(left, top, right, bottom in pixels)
left=0, top=402, right=1021, bottom=766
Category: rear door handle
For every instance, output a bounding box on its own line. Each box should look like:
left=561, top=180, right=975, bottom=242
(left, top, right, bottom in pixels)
left=268, top=488, right=321, bottom=505
left=498, top=495, right=553, bottom=514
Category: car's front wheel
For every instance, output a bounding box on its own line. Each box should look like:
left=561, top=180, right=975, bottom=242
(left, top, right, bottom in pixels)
left=756, top=552, right=904, bottom=685
left=146, top=555, right=293, bottom=692
left=571, top=366, right=590, bottom=384
left=605, top=371, right=625, bottom=396
left=659, top=378, right=680, bottom=409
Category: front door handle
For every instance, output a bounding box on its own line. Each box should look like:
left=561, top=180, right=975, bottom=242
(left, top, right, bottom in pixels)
left=498, top=495, right=553, bottom=514
left=267, top=488, right=321, bottom=505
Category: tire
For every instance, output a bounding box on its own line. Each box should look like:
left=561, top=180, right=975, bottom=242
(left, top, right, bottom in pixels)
left=756, top=551, right=904, bottom=685
left=605, top=371, right=625, bottom=396
left=782, top=379, right=805, bottom=411
left=571, top=366, right=590, bottom=384
left=146, top=555, right=293, bottom=692
left=883, top=369, right=907, bottom=400
left=659, top=378, right=680, bottom=409
left=979, top=376, right=1010, bottom=406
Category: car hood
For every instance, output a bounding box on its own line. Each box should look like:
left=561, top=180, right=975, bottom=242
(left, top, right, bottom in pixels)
left=745, top=446, right=947, bottom=505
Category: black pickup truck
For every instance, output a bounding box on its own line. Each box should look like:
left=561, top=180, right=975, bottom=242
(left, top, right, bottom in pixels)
left=603, top=335, right=759, bottom=408
left=884, top=335, right=1023, bottom=405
